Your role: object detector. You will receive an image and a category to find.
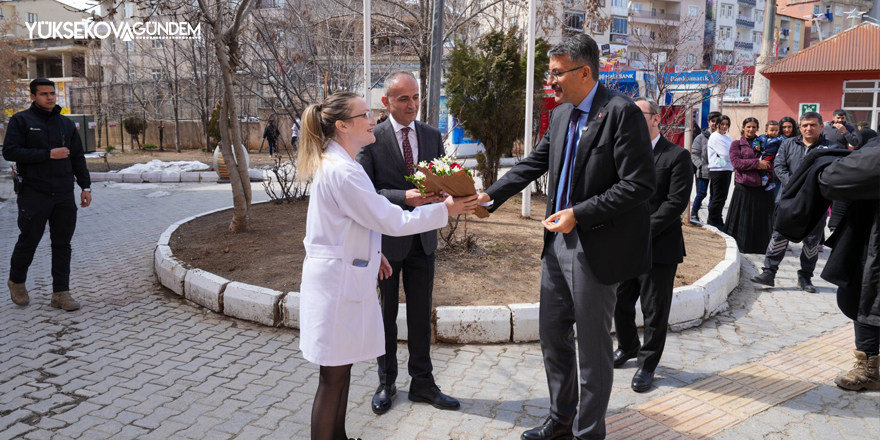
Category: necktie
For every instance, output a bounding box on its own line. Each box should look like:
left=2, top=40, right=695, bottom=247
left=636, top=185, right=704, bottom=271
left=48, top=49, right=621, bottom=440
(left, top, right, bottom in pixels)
left=400, top=127, right=414, bottom=174
left=555, top=108, right=583, bottom=213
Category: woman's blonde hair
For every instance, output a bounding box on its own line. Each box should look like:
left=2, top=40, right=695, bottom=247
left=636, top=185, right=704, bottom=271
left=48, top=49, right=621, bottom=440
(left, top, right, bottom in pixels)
left=297, top=91, right=360, bottom=182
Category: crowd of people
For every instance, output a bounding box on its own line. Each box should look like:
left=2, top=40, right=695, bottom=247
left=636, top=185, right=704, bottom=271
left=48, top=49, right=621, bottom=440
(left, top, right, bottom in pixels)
left=5, top=34, right=878, bottom=440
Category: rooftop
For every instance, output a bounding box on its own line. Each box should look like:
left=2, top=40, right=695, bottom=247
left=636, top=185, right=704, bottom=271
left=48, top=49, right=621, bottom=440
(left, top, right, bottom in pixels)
left=761, top=22, right=880, bottom=75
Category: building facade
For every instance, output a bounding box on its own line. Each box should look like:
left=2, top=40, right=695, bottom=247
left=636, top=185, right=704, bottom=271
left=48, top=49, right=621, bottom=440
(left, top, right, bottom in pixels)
left=778, top=0, right=874, bottom=46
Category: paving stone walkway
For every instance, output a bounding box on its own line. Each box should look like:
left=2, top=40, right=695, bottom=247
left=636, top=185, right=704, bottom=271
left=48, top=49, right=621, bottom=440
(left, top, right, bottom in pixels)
left=0, top=181, right=877, bottom=440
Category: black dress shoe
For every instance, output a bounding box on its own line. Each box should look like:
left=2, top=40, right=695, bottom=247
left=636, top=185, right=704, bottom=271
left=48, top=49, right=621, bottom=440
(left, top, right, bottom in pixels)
left=631, top=368, right=655, bottom=393
left=613, top=347, right=639, bottom=368
left=408, top=385, right=460, bottom=410
left=521, top=415, right=573, bottom=440
left=371, top=384, right=396, bottom=415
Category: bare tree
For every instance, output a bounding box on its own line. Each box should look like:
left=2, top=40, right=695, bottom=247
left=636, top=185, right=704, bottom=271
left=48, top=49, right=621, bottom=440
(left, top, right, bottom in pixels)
left=623, top=13, right=748, bottom=140
left=0, top=15, right=30, bottom=119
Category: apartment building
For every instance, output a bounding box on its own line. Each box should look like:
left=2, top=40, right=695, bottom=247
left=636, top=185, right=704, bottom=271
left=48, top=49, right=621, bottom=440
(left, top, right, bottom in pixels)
left=774, top=12, right=807, bottom=59
left=709, top=0, right=767, bottom=67
left=1, top=0, right=95, bottom=93
left=777, top=0, right=873, bottom=46
left=625, top=0, right=706, bottom=70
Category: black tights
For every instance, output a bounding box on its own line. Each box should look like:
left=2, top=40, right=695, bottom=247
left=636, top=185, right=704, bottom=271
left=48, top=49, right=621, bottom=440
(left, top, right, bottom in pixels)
left=311, top=364, right=352, bottom=440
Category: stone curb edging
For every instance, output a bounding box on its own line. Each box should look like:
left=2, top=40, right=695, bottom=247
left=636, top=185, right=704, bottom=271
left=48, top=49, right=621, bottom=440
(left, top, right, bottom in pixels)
left=155, top=209, right=740, bottom=344
left=90, top=169, right=266, bottom=184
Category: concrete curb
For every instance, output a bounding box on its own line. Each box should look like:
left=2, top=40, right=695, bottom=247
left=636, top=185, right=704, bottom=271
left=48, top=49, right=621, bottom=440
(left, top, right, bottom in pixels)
left=90, top=169, right=266, bottom=183
left=155, top=209, right=740, bottom=343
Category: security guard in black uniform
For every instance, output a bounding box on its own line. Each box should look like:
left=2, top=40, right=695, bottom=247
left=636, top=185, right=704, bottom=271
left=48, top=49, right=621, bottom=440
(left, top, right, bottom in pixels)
left=3, top=78, right=92, bottom=311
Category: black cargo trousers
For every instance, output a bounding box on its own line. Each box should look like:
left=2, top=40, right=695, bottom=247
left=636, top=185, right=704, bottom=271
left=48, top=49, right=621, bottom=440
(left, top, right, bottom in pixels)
left=9, top=186, right=78, bottom=293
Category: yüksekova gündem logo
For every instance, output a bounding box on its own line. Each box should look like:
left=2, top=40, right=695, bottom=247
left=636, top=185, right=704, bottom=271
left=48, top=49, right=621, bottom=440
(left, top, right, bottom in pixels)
left=26, top=21, right=201, bottom=41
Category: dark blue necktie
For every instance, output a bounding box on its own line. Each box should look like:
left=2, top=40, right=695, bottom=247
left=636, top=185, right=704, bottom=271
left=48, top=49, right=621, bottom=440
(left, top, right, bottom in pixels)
left=555, top=108, right=583, bottom=213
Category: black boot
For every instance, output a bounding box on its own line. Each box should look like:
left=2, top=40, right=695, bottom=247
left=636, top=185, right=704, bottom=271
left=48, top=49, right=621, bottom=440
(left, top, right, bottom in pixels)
left=750, top=270, right=775, bottom=287
left=797, top=275, right=817, bottom=293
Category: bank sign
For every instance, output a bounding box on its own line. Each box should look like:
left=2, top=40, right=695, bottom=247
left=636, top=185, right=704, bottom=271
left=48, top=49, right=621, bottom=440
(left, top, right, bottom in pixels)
left=26, top=21, right=201, bottom=41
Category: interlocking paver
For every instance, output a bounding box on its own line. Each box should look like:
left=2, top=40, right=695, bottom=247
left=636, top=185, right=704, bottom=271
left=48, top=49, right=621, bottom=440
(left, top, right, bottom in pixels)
left=0, top=182, right=877, bottom=439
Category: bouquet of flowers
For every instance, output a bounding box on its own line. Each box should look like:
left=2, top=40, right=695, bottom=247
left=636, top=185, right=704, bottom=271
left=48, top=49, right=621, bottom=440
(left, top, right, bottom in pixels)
left=405, top=155, right=489, bottom=218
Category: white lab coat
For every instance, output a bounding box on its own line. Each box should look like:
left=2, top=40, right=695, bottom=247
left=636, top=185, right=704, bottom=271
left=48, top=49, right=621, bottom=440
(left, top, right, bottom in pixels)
left=299, top=142, right=449, bottom=366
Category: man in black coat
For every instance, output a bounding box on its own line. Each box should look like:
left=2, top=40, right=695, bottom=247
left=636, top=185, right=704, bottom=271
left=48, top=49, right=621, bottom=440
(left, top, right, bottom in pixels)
left=3, top=78, right=92, bottom=311
left=818, top=139, right=879, bottom=391
left=822, top=109, right=861, bottom=149
left=613, top=98, right=693, bottom=393
left=478, top=35, right=656, bottom=440
left=356, top=71, right=459, bottom=414
left=856, top=121, right=877, bottom=149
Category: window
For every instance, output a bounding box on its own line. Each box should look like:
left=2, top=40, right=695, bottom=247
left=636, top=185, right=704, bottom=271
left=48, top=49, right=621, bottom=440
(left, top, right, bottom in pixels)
left=835, top=6, right=843, bottom=16
left=151, top=69, right=164, bottom=81
left=834, top=25, right=841, bottom=34
left=125, top=41, right=133, bottom=51
left=633, top=26, right=642, bottom=36
left=687, top=54, right=696, bottom=63
left=795, top=22, right=801, bottom=34
left=721, top=4, right=733, bottom=18
left=813, top=4, right=820, bottom=14
left=720, top=26, right=732, bottom=40
left=794, top=40, right=799, bottom=51
left=26, top=13, right=37, bottom=23
left=612, top=0, right=626, bottom=7
left=752, top=32, right=757, bottom=42
left=509, top=16, right=517, bottom=27
left=632, top=3, right=642, bottom=12
left=842, top=81, right=880, bottom=131
left=151, top=39, right=163, bottom=49
left=612, top=17, right=628, bottom=34
left=756, top=11, right=763, bottom=24
left=124, top=2, right=135, bottom=18
left=564, top=12, right=585, bottom=31
left=689, top=6, right=699, bottom=16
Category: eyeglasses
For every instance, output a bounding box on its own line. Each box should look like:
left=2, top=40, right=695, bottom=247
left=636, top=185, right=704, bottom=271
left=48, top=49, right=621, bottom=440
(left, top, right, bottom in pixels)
left=544, top=65, right=586, bottom=82
left=341, top=110, right=376, bottom=121
left=642, top=112, right=657, bottom=116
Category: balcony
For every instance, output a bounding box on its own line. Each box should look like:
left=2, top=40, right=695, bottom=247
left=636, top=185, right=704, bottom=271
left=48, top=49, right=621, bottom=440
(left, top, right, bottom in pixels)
left=736, top=17, right=755, bottom=28
left=780, top=28, right=790, bottom=39
left=734, top=41, right=754, bottom=50
left=737, top=0, right=756, bottom=7
left=629, top=9, right=681, bottom=22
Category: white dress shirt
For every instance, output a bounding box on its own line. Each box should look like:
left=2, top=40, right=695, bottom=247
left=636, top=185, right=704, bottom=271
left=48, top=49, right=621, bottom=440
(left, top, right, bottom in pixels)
left=651, top=134, right=661, bottom=150
left=388, top=114, right=419, bottom=163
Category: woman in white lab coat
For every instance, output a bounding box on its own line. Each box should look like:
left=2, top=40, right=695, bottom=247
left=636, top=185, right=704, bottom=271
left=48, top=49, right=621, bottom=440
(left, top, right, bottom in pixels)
left=297, top=92, right=478, bottom=440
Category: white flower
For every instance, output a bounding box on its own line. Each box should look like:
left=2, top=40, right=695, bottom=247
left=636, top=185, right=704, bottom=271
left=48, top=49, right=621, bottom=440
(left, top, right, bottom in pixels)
left=413, top=170, right=426, bottom=181
left=417, top=160, right=429, bottom=168
left=434, top=162, right=451, bottom=175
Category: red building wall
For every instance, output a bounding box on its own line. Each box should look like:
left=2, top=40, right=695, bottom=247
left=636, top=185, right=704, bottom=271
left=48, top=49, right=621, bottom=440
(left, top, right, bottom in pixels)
left=767, top=71, right=880, bottom=122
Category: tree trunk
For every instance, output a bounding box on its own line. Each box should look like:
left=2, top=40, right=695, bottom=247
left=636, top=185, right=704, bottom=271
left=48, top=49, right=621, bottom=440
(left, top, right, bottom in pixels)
left=211, top=23, right=251, bottom=232
left=173, top=86, right=182, bottom=153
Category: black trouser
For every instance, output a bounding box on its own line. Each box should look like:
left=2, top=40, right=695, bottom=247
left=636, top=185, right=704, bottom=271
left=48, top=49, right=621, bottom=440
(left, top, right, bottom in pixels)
left=708, top=170, right=732, bottom=228
left=855, top=321, right=880, bottom=357
left=9, top=187, right=78, bottom=293
left=376, top=238, right=436, bottom=390
left=614, top=263, right=678, bottom=372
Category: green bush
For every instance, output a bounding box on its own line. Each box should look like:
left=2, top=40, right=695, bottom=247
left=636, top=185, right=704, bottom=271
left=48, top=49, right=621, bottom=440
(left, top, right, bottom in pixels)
left=143, top=143, right=158, bottom=150
left=104, top=145, right=116, bottom=154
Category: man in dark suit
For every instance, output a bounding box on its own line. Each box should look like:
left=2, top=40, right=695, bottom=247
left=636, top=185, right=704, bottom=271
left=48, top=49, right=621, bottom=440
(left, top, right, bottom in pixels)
left=613, top=98, right=694, bottom=393
left=356, top=71, right=460, bottom=414
left=477, top=35, right=656, bottom=440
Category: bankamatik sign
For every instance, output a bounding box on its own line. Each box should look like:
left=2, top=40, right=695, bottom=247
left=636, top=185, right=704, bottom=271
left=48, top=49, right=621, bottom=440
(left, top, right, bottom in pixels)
left=26, top=21, right=201, bottom=41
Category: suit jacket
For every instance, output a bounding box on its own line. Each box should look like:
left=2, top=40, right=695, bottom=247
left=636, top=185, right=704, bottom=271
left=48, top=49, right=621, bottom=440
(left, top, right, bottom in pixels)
left=356, top=119, right=445, bottom=260
left=650, top=136, right=694, bottom=265
left=485, top=84, right=657, bottom=285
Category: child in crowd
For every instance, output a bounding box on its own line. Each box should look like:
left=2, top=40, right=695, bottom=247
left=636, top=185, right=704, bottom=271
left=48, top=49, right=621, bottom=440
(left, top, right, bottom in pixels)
left=754, top=120, right=785, bottom=192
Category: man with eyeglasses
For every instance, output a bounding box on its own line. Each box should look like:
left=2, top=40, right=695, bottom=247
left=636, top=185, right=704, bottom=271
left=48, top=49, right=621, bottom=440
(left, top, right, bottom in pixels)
left=478, top=35, right=656, bottom=440
left=356, top=71, right=461, bottom=415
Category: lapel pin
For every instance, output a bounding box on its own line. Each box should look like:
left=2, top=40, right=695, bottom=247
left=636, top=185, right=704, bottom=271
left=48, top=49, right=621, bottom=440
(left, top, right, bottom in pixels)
left=598, top=113, right=603, bottom=119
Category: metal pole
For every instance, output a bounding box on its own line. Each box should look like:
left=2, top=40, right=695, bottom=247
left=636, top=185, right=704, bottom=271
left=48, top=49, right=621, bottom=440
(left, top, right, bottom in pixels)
left=427, top=0, right=444, bottom=128
left=684, top=105, right=693, bottom=221
left=364, top=0, right=371, bottom=108
left=522, top=0, right=537, bottom=218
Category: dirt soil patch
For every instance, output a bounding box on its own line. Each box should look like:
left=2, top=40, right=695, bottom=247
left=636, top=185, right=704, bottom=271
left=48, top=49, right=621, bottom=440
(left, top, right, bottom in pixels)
left=169, top=197, right=727, bottom=306
left=85, top=149, right=282, bottom=172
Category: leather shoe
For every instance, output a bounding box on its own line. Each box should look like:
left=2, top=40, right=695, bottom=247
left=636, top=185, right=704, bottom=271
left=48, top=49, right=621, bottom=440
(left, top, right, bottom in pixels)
left=408, top=385, right=460, bottom=410
left=613, top=347, right=639, bottom=368
left=631, top=368, right=655, bottom=393
left=521, top=415, right=573, bottom=440
left=371, top=384, right=396, bottom=415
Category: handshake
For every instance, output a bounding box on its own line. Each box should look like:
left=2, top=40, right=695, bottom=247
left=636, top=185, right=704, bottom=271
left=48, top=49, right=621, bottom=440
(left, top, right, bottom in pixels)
left=404, top=190, right=481, bottom=217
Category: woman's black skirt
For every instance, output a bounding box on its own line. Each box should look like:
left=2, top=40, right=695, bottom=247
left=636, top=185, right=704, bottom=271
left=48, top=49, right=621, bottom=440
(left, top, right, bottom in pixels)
left=724, top=183, right=775, bottom=254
